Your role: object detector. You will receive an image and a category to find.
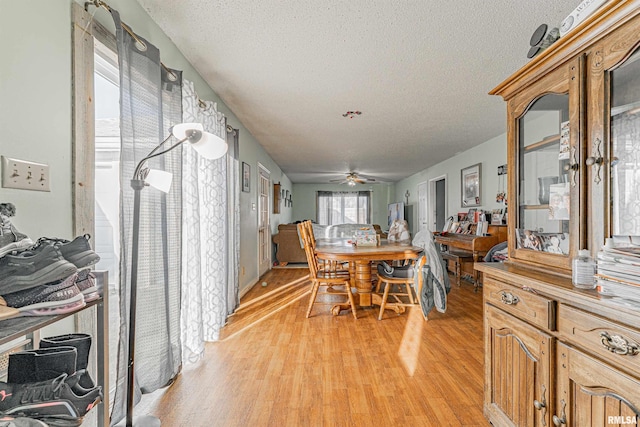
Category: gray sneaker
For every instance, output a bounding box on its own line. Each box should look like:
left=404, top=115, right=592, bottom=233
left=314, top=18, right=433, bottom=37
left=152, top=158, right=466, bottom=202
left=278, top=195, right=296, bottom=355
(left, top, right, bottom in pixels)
left=75, top=269, right=99, bottom=302
left=0, top=246, right=78, bottom=295
left=33, top=234, right=100, bottom=269
left=1, top=273, right=85, bottom=316
left=0, top=210, right=33, bottom=258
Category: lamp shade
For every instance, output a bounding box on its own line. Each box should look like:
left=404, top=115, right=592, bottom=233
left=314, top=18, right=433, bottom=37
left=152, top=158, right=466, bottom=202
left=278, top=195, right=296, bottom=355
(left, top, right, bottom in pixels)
left=145, top=169, right=173, bottom=193
left=171, top=122, right=228, bottom=160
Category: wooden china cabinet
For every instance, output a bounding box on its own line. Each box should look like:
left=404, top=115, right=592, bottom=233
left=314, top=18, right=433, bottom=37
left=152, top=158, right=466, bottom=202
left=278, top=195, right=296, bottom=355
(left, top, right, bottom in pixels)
left=478, top=2, right=640, bottom=426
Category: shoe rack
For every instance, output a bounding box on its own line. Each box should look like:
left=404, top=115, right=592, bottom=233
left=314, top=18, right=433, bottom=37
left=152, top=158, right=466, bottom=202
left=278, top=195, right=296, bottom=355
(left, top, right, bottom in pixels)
left=0, top=273, right=109, bottom=427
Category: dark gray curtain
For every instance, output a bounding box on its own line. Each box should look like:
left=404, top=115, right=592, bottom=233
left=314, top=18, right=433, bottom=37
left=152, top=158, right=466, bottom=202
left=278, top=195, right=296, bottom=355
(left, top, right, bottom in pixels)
left=110, top=9, right=182, bottom=425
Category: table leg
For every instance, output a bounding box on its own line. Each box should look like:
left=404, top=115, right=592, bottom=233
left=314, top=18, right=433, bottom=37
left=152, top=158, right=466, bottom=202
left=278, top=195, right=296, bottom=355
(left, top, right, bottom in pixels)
left=354, top=260, right=373, bottom=306
left=330, top=259, right=410, bottom=316
left=472, top=253, right=479, bottom=292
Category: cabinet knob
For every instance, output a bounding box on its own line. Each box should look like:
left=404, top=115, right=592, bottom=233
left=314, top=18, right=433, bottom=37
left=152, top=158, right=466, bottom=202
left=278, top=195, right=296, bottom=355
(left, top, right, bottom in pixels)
left=585, top=156, right=603, bottom=166
left=499, top=291, right=519, bottom=305
left=553, top=415, right=566, bottom=426
left=553, top=399, right=567, bottom=425
left=534, top=384, right=548, bottom=424
left=587, top=137, right=604, bottom=184
left=600, top=331, right=640, bottom=356
left=565, top=146, right=579, bottom=187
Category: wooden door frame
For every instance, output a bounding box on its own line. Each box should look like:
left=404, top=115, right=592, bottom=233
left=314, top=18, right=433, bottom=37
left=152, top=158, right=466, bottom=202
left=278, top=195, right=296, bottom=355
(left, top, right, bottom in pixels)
left=257, top=163, right=271, bottom=276
left=428, top=174, right=447, bottom=232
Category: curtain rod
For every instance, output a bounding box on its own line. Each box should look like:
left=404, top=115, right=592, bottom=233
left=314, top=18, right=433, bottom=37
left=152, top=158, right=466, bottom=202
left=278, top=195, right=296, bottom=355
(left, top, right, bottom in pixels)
left=85, top=0, right=179, bottom=82
left=85, top=0, right=211, bottom=109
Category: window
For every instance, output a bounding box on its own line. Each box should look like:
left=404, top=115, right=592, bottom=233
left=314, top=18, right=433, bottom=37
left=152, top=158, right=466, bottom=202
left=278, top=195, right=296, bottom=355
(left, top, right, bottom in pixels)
left=72, top=4, right=121, bottom=403
left=317, top=191, right=371, bottom=225
left=94, top=37, right=122, bottom=403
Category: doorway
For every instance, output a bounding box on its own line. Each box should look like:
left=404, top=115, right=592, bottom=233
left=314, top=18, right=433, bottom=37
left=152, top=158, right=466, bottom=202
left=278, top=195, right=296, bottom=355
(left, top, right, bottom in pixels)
left=258, top=164, right=271, bottom=276
left=428, top=175, right=447, bottom=232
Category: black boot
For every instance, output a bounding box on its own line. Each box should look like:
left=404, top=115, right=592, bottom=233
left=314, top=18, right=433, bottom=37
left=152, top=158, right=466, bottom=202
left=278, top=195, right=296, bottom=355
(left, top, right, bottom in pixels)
left=7, top=346, right=77, bottom=384
left=7, top=347, right=100, bottom=398
left=5, top=348, right=103, bottom=425
left=40, top=333, right=95, bottom=389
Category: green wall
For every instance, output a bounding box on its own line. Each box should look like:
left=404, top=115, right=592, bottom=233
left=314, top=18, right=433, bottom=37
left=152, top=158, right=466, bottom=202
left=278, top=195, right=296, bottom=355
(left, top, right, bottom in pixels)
left=292, top=182, right=395, bottom=229
left=394, top=112, right=560, bottom=234
left=0, top=0, right=291, bottom=294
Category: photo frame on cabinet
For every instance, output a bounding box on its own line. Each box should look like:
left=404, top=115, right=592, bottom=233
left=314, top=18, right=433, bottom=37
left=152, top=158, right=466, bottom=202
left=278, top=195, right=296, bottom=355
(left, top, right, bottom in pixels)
left=461, top=163, right=482, bottom=207
left=242, top=162, right=250, bottom=192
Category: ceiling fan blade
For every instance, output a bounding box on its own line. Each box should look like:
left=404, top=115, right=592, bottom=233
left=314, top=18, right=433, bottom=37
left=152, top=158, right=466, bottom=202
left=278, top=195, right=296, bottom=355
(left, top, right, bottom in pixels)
left=354, top=173, right=378, bottom=180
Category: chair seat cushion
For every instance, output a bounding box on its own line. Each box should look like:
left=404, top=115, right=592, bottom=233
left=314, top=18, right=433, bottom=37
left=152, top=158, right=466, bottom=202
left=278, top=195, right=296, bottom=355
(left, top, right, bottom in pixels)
left=377, top=262, right=414, bottom=279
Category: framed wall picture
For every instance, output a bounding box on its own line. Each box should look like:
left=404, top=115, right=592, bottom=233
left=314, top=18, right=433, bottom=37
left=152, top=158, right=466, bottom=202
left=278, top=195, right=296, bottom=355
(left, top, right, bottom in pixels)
left=461, top=163, right=482, bottom=207
left=242, top=162, right=251, bottom=192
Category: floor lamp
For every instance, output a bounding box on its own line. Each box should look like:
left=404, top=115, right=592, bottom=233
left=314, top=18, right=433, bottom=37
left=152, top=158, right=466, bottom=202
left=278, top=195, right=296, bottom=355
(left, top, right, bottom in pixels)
left=123, top=123, right=227, bottom=427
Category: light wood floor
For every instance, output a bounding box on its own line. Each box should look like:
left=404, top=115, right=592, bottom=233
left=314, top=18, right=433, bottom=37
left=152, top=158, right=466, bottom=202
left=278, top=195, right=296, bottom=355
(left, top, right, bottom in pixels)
left=141, top=268, right=487, bottom=426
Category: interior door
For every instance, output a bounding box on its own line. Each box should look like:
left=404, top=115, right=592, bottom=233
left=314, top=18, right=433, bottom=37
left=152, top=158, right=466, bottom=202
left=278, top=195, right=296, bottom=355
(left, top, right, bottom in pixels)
left=258, top=166, right=271, bottom=276
left=427, top=175, right=447, bottom=232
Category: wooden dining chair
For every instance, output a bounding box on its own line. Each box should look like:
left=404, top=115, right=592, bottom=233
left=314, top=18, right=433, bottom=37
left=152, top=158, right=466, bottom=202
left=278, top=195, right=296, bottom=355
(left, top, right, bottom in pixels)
left=297, top=222, right=357, bottom=319
left=375, top=254, right=426, bottom=320
left=302, top=220, right=349, bottom=274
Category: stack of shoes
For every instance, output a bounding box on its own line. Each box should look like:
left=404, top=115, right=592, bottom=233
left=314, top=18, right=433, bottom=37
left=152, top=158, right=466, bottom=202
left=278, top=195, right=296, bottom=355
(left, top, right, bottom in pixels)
left=31, top=235, right=101, bottom=303
left=0, top=203, right=101, bottom=318
left=0, top=333, right=102, bottom=426
left=0, top=204, right=33, bottom=258
left=0, top=247, right=81, bottom=317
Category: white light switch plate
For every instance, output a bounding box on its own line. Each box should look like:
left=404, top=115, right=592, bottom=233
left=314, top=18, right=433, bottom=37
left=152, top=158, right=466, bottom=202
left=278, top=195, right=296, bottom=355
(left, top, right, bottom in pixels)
left=1, top=156, right=51, bottom=192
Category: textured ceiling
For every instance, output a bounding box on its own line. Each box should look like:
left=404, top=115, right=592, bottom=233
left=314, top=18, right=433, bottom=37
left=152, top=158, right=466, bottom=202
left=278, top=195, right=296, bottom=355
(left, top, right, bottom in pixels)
left=136, top=0, right=579, bottom=184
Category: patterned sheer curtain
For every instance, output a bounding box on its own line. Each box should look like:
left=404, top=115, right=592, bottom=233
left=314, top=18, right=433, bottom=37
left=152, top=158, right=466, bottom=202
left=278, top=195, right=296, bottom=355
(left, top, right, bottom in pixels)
left=109, top=9, right=182, bottom=425
left=181, top=80, right=239, bottom=362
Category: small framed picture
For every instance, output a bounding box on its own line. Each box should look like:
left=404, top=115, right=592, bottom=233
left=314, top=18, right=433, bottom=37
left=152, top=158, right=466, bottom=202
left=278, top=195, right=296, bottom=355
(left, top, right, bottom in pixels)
left=540, top=232, right=569, bottom=255
left=461, top=163, right=482, bottom=207
left=242, top=162, right=251, bottom=193
left=516, top=229, right=544, bottom=251
left=559, top=120, right=570, bottom=160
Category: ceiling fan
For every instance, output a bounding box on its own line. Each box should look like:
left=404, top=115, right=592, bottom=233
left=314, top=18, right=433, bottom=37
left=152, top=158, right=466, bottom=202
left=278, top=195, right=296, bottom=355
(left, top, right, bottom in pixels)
left=329, top=172, right=377, bottom=186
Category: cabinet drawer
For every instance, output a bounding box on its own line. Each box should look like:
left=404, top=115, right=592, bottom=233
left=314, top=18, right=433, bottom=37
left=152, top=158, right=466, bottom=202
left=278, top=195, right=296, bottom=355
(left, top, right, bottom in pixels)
left=559, top=305, right=640, bottom=379
left=484, top=278, right=555, bottom=331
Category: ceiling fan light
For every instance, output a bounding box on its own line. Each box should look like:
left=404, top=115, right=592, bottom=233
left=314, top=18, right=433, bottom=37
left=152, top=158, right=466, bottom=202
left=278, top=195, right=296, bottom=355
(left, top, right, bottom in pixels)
left=347, top=180, right=356, bottom=186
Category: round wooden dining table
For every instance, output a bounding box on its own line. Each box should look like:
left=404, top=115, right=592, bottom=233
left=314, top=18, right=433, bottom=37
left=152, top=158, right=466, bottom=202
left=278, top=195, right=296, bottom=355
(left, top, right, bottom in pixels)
left=315, top=238, right=423, bottom=314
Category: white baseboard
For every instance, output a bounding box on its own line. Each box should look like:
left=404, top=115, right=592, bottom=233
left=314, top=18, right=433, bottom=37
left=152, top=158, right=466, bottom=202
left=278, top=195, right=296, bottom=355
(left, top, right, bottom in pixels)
left=239, top=276, right=259, bottom=298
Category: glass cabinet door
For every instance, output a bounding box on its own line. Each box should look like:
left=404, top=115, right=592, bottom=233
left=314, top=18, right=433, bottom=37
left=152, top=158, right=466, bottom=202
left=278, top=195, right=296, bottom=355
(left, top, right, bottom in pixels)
left=508, top=58, right=582, bottom=271
left=587, top=15, right=640, bottom=251
left=517, top=94, right=571, bottom=255
left=610, top=46, right=640, bottom=238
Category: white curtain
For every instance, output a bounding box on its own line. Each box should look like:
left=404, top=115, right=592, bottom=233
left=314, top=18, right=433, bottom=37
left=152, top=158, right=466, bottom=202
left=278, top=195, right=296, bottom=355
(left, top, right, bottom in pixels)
left=181, top=80, right=239, bottom=362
